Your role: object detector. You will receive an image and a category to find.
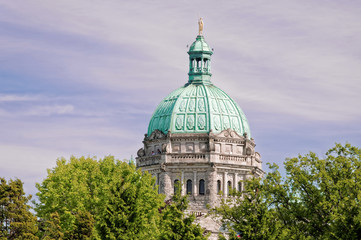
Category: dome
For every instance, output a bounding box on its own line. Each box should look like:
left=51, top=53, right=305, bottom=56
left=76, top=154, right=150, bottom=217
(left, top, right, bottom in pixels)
left=147, top=34, right=251, bottom=137
left=188, top=35, right=212, bottom=53
left=147, top=84, right=251, bottom=137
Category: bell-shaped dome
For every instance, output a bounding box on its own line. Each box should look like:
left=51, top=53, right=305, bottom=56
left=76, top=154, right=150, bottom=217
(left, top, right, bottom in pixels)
left=147, top=34, right=251, bottom=137
left=147, top=84, right=251, bottom=137
left=188, top=35, right=212, bottom=53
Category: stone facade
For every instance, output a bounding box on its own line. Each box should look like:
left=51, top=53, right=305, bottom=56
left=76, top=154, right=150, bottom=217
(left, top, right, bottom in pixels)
left=136, top=128, right=263, bottom=238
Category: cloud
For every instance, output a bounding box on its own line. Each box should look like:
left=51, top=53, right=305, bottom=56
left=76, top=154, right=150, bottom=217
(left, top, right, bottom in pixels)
left=25, top=104, right=74, bottom=116
left=0, top=94, right=41, bottom=102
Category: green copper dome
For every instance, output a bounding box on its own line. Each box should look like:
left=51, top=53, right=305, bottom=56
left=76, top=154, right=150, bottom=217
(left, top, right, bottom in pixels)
left=147, top=34, right=251, bottom=137
left=189, top=35, right=212, bottom=53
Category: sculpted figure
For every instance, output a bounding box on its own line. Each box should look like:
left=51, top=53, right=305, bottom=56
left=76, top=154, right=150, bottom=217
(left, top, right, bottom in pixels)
left=137, top=148, right=145, bottom=157
left=198, top=18, right=204, bottom=35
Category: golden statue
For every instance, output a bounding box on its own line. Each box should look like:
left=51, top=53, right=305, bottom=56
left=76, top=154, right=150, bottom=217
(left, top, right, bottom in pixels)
left=198, top=18, right=204, bottom=35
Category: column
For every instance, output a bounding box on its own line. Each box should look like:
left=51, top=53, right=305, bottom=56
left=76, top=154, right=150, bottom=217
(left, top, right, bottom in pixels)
left=181, top=170, right=185, bottom=196
left=208, top=168, right=217, bottom=208
left=193, top=171, right=197, bottom=196
left=163, top=171, right=172, bottom=199
left=234, top=173, right=238, bottom=192
left=224, top=171, right=228, bottom=197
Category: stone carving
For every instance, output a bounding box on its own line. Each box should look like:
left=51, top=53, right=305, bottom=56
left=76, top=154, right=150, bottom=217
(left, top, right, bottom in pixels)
left=187, top=115, right=195, bottom=130
left=149, top=129, right=166, bottom=140
left=216, top=129, right=243, bottom=139
left=243, top=132, right=248, bottom=139
left=246, top=147, right=253, bottom=155
left=198, top=115, right=206, bottom=130
left=175, top=115, right=184, bottom=130
left=179, top=99, right=186, bottom=112
left=161, top=163, right=167, bottom=172
left=223, top=128, right=234, bottom=138
left=188, top=99, right=195, bottom=111
left=162, top=143, right=169, bottom=153
left=209, top=138, right=215, bottom=152
left=137, top=148, right=145, bottom=157
left=198, top=99, right=205, bottom=111
left=212, top=99, right=218, bottom=112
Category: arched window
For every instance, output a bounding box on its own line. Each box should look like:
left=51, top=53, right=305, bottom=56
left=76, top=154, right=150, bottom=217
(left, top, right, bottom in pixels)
left=227, top=181, right=232, bottom=195
left=217, top=180, right=221, bottom=194
left=238, top=181, right=242, bottom=192
left=186, top=179, right=192, bottom=195
left=199, top=179, right=205, bottom=195
left=174, top=179, right=180, bottom=194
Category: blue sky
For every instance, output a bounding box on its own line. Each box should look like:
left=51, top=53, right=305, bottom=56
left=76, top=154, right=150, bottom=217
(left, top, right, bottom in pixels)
left=1, top=0, right=361, bottom=197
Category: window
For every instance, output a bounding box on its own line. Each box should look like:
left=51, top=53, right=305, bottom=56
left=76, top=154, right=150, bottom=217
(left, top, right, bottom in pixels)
left=227, top=181, right=232, bottom=195
left=186, top=179, right=192, bottom=195
left=174, top=179, right=180, bottom=194
left=217, top=180, right=221, bottom=194
left=238, top=181, right=242, bottom=192
left=199, top=179, right=205, bottom=195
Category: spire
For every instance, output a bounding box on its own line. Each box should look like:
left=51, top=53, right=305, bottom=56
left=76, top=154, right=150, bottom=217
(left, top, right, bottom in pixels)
left=188, top=18, right=213, bottom=85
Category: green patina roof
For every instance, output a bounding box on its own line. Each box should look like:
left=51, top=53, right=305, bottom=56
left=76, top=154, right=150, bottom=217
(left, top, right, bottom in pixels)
left=189, top=35, right=212, bottom=53
left=147, top=34, right=251, bottom=137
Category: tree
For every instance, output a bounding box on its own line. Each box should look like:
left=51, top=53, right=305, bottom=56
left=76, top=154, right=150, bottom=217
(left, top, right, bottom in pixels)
left=35, top=156, right=165, bottom=239
left=41, top=212, right=64, bottom=240
left=213, top=143, right=361, bottom=239
left=159, top=182, right=209, bottom=240
left=35, top=156, right=118, bottom=238
left=97, top=162, right=164, bottom=240
left=282, top=143, right=361, bottom=239
left=213, top=170, right=286, bottom=240
left=67, top=210, right=94, bottom=240
left=0, top=178, right=38, bottom=240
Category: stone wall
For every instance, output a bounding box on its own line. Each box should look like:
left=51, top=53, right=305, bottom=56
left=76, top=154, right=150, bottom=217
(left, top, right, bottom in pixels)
left=136, top=129, right=264, bottom=236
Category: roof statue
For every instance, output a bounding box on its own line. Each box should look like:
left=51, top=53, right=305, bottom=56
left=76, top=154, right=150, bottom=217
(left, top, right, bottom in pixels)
left=198, top=17, right=203, bottom=35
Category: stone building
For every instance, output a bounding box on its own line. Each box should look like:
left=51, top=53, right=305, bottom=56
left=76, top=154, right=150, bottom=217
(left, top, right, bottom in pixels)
left=136, top=26, right=263, bottom=238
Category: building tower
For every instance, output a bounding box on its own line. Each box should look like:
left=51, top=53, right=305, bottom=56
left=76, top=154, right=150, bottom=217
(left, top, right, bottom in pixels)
left=136, top=21, right=263, bottom=237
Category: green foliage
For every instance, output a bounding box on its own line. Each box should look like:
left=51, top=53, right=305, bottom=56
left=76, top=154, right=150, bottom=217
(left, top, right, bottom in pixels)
left=214, top=171, right=285, bottom=240
left=67, top=210, right=94, bottom=240
left=35, top=156, right=121, bottom=238
left=97, top=162, right=164, bottom=240
left=214, top=143, right=361, bottom=240
left=34, top=156, right=217, bottom=239
left=282, top=143, right=361, bottom=239
left=0, top=178, right=38, bottom=240
left=41, top=212, right=64, bottom=240
left=159, top=181, right=209, bottom=240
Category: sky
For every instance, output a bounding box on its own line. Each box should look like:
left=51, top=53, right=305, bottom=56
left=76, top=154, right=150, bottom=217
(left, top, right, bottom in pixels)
left=1, top=0, right=361, bottom=197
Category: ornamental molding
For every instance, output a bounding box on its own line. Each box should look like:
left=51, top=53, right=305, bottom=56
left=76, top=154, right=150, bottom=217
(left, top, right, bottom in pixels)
left=147, top=129, right=167, bottom=141
left=213, top=128, right=243, bottom=139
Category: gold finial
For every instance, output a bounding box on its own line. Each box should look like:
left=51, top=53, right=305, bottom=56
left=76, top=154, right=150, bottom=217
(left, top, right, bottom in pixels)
left=198, top=17, right=204, bottom=35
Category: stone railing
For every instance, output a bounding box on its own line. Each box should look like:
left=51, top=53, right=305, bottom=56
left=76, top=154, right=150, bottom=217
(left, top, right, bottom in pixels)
left=219, top=154, right=246, bottom=162
left=137, top=155, right=161, bottom=167
left=170, top=153, right=207, bottom=161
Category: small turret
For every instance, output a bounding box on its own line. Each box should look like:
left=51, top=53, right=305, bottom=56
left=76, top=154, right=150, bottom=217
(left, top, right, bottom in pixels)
left=187, top=19, right=213, bottom=84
